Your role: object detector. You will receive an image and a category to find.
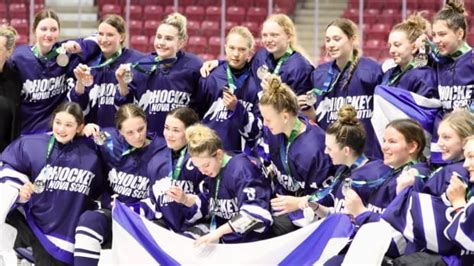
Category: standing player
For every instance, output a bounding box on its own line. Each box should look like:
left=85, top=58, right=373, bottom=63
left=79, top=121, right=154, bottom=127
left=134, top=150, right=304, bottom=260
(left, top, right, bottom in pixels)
left=0, top=102, right=106, bottom=265
left=10, top=9, right=90, bottom=135
left=169, top=124, right=272, bottom=244
left=115, top=13, right=202, bottom=136
left=69, top=15, right=143, bottom=128
left=200, top=14, right=314, bottom=97
left=198, top=26, right=262, bottom=154
left=305, top=18, right=383, bottom=159
left=258, top=75, right=333, bottom=235
left=73, top=104, right=165, bottom=266
left=0, top=25, right=21, bottom=152
left=142, top=107, right=206, bottom=234
left=384, top=13, right=437, bottom=97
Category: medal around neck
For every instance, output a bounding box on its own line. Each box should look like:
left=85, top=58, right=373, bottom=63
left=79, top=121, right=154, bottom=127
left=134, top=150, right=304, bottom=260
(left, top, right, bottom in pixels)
left=257, top=64, right=269, bottom=80
left=305, top=91, right=317, bottom=106
left=342, top=178, right=352, bottom=197
left=123, top=64, right=133, bottom=84
left=303, top=206, right=315, bottom=222
left=56, top=47, right=69, bottom=67
left=82, top=68, right=94, bottom=87
left=413, top=45, right=428, bottom=68
left=93, top=131, right=108, bottom=146
left=34, top=165, right=52, bottom=193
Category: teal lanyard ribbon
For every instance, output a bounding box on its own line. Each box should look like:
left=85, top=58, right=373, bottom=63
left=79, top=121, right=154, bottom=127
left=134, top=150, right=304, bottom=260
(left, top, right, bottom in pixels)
left=210, top=154, right=232, bottom=232
left=308, top=154, right=367, bottom=202
left=90, top=49, right=122, bottom=69
left=132, top=56, right=177, bottom=75
left=31, top=45, right=61, bottom=61
left=272, top=47, right=293, bottom=75
left=351, top=161, right=418, bottom=189
left=383, top=61, right=416, bottom=86
left=225, top=63, right=250, bottom=92
left=45, top=136, right=55, bottom=163
left=279, top=119, right=302, bottom=176
left=426, top=40, right=471, bottom=62
left=169, top=147, right=187, bottom=180
left=311, top=56, right=353, bottom=96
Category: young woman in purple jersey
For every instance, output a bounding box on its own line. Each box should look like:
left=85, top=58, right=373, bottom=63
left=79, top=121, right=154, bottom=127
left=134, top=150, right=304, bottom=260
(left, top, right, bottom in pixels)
left=115, top=12, right=202, bottom=136
left=383, top=13, right=436, bottom=98
left=168, top=124, right=272, bottom=244
left=379, top=112, right=474, bottom=265
left=258, top=74, right=333, bottom=236
left=0, top=102, right=106, bottom=265
left=301, top=105, right=430, bottom=219
left=418, top=0, right=474, bottom=164
left=198, top=26, right=262, bottom=154
left=303, top=18, right=383, bottom=159
left=142, top=107, right=206, bottom=234
left=445, top=136, right=474, bottom=251
left=74, top=103, right=165, bottom=266
left=0, top=25, right=21, bottom=152
left=10, top=9, right=91, bottom=135
left=69, top=15, right=143, bottom=128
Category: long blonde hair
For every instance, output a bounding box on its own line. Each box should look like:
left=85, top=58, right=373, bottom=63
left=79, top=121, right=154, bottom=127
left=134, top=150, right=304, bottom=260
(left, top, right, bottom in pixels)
left=264, top=14, right=312, bottom=64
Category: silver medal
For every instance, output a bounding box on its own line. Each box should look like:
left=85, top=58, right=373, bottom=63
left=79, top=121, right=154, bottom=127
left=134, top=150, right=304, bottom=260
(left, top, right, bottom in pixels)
left=257, top=64, right=269, bottom=80
left=82, top=69, right=94, bottom=87
left=56, top=47, right=69, bottom=67
left=306, top=91, right=317, bottom=106
left=342, top=178, right=352, bottom=197
left=160, top=177, right=173, bottom=193
left=34, top=165, right=51, bottom=193
left=93, top=131, right=108, bottom=146
left=413, top=45, right=428, bottom=68
left=123, top=64, right=133, bottom=83
left=303, top=206, right=315, bottom=222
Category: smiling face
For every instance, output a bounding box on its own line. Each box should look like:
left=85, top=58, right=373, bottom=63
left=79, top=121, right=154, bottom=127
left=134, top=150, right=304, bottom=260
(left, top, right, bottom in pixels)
left=97, top=22, right=123, bottom=58
left=163, top=115, right=187, bottom=151
left=154, top=24, right=183, bottom=59
left=325, top=25, right=354, bottom=61
left=438, top=121, right=464, bottom=162
left=34, top=18, right=60, bottom=53
left=388, top=30, right=416, bottom=68
left=463, top=139, right=474, bottom=182
left=261, top=20, right=290, bottom=59
left=432, top=20, right=464, bottom=56
left=382, top=126, right=417, bottom=168
left=52, top=111, right=82, bottom=144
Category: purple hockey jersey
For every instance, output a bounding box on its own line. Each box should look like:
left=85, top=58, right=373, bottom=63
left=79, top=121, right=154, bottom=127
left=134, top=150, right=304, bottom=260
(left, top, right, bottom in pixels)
left=0, top=134, right=106, bottom=264
left=312, top=57, right=383, bottom=158
left=116, top=51, right=202, bottom=136
left=199, top=63, right=262, bottom=154
left=68, top=45, right=144, bottom=128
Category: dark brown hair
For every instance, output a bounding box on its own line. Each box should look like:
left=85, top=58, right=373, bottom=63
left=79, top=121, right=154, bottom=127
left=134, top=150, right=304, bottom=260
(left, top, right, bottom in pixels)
left=51, top=102, right=84, bottom=126
left=33, top=9, right=60, bottom=31
left=386, top=119, right=426, bottom=161
left=167, top=107, right=199, bottom=128
left=115, top=104, right=146, bottom=130
left=434, top=0, right=467, bottom=40
left=326, top=104, right=366, bottom=155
